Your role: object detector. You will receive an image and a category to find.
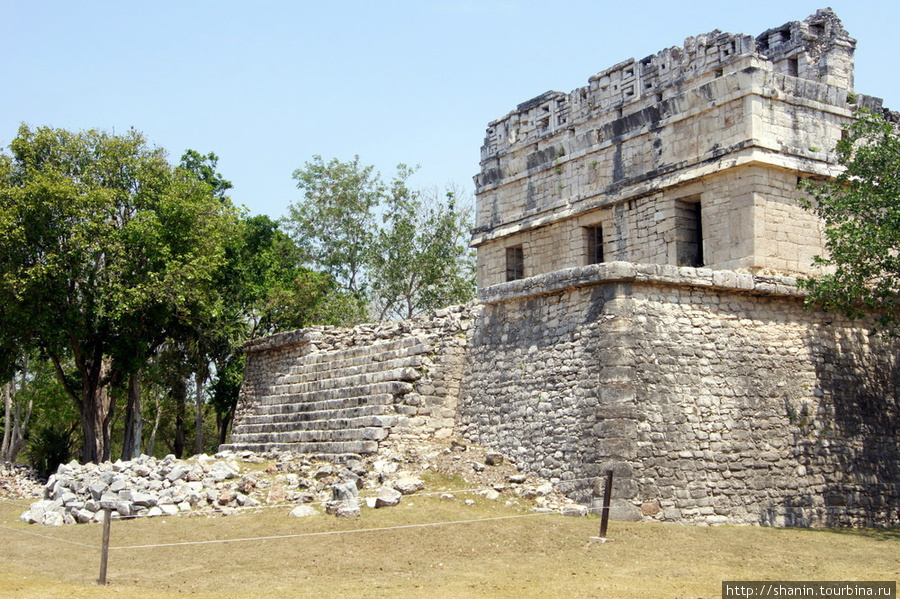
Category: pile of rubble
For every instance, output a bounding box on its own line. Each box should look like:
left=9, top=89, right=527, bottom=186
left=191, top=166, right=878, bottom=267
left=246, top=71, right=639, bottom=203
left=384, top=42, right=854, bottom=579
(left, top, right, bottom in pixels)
left=18, top=439, right=585, bottom=526
left=1, top=462, right=44, bottom=500
left=20, top=453, right=251, bottom=525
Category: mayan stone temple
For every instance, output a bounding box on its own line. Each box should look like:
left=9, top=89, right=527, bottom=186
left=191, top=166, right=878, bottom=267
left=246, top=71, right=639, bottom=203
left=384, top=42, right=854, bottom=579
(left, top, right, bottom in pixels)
left=228, top=9, right=899, bottom=527
left=471, top=8, right=861, bottom=281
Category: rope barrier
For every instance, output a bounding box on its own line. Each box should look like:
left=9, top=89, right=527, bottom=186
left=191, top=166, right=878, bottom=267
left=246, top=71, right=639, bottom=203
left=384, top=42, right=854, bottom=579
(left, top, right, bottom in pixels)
left=108, top=511, right=555, bottom=551
left=1, top=495, right=563, bottom=552
left=0, top=522, right=98, bottom=549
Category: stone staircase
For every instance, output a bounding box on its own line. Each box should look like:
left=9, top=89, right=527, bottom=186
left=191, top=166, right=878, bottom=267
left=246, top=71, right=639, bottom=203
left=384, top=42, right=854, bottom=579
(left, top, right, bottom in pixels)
left=221, top=336, right=432, bottom=459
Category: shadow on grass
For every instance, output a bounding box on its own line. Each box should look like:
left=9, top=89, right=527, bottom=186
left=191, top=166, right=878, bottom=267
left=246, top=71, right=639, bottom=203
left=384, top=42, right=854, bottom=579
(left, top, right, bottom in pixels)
left=789, top=525, right=900, bottom=542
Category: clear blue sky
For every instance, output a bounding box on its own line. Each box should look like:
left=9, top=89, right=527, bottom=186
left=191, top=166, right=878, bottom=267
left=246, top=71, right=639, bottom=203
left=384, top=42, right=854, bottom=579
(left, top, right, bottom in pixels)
left=2, top=1, right=897, bottom=218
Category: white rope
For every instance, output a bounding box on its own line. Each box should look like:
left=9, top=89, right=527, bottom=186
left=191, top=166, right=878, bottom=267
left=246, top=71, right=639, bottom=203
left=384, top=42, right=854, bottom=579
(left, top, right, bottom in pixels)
left=109, top=511, right=555, bottom=551
left=0, top=522, right=98, bottom=549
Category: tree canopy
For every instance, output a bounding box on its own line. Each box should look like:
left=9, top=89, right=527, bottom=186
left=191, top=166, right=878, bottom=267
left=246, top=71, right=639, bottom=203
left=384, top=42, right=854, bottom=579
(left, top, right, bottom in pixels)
left=1, top=127, right=476, bottom=468
left=800, top=109, right=900, bottom=330
left=287, top=155, right=382, bottom=299
left=286, top=156, right=475, bottom=321
left=0, top=125, right=239, bottom=462
left=370, top=182, right=475, bottom=320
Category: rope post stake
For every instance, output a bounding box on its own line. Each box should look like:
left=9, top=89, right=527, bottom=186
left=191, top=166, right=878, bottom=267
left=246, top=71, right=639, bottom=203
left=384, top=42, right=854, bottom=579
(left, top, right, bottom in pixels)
left=98, top=508, right=112, bottom=585
left=589, top=470, right=614, bottom=543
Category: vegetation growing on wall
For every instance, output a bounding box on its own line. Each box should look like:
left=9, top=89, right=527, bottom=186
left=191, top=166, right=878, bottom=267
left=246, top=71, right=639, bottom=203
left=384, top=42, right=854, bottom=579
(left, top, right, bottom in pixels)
left=799, top=109, right=900, bottom=331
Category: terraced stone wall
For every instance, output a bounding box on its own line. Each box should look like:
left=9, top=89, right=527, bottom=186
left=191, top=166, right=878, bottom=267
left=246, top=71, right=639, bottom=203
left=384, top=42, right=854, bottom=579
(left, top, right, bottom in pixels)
left=226, top=305, right=474, bottom=458
left=457, top=263, right=900, bottom=526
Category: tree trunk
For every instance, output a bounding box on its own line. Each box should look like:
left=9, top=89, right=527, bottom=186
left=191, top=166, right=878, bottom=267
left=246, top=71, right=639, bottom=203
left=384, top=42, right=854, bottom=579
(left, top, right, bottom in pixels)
left=51, top=349, right=115, bottom=464
left=173, top=379, right=186, bottom=459
left=216, top=409, right=234, bottom=448
left=134, top=392, right=143, bottom=458
left=194, top=370, right=205, bottom=456
left=120, top=371, right=142, bottom=461
left=2, top=368, right=33, bottom=464
left=80, top=384, right=114, bottom=463
left=147, top=393, right=162, bottom=457
left=78, top=358, right=115, bottom=464
left=1, top=381, right=12, bottom=462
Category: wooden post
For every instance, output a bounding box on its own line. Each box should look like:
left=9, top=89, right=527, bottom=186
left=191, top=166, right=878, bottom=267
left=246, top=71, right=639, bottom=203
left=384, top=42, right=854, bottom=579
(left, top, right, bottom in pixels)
left=98, top=508, right=112, bottom=585
left=599, top=470, right=614, bottom=538
left=590, top=470, right=615, bottom=543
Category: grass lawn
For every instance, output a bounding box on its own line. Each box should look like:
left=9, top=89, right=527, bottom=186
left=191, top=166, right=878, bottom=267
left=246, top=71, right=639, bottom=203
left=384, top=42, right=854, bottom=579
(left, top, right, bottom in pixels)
left=1, top=492, right=897, bottom=599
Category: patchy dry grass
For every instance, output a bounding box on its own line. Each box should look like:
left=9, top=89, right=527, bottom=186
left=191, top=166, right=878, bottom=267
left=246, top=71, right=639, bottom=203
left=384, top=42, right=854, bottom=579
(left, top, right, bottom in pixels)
left=1, top=496, right=898, bottom=599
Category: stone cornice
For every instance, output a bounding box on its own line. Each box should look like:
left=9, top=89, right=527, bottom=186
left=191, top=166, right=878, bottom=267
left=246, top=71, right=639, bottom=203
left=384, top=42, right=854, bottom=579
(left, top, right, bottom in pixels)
left=478, top=261, right=805, bottom=305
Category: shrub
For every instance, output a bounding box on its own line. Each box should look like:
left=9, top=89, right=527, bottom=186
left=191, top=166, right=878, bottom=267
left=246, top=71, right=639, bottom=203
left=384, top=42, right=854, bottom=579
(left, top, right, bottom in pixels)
left=27, top=424, right=76, bottom=478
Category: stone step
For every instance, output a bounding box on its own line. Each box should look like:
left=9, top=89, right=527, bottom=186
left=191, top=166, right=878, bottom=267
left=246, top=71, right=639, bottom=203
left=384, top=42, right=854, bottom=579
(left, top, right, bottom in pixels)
left=230, top=426, right=389, bottom=446
left=279, top=354, right=425, bottom=385
left=218, top=440, right=378, bottom=457
left=256, top=383, right=414, bottom=411
left=237, top=414, right=398, bottom=435
left=285, top=342, right=433, bottom=379
left=239, top=402, right=393, bottom=426
left=293, top=336, right=430, bottom=370
left=226, top=337, right=431, bottom=458
left=271, top=367, right=421, bottom=396
left=248, top=390, right=412, bottom=416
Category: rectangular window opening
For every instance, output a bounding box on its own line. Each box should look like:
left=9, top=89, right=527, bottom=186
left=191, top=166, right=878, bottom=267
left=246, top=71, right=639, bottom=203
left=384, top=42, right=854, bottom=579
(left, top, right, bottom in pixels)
left=585, top=225, right=604, bottom=265
left=786, top=58, right=799, bottom=77
left=675, top=197, right=703, bottom=267
left=506, top=246, right=524, bottom=281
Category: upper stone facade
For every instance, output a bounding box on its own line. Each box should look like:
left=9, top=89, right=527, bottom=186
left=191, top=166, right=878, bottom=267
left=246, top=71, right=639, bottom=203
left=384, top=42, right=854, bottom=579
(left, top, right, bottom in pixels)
left=472, top=9, right=889, bottom=288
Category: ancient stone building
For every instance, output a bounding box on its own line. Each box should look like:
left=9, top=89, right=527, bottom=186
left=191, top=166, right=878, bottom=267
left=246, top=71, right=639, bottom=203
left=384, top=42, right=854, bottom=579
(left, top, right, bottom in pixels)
left=456, top=8, right=899, bottom=527
left=472, top=8, right=868, bottom=283
left=227, top=10, right=899, bottom=526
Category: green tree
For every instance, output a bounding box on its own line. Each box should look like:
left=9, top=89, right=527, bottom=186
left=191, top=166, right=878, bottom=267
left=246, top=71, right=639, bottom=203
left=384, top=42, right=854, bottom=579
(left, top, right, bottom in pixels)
left=286, top=156, right=476, bottom=321
left=370, top=177, right=476, bottom=320
left=177, top=150, right=237, bottom=457
left=286, top=155, right=383, bottom=299
left=2, top=354, right=79, bottom=467
left=0, top=125, right=238, bottom=463
left=799, top=110, right=900, bottom=330
left=179, top=150, right=233, bottom=199
left=226, top=214, right=362, bottom=336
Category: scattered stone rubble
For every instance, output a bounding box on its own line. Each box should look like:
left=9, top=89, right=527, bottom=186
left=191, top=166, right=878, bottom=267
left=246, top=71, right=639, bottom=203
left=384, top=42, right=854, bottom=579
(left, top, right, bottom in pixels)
left=1, top=462, right=43, bottom=500
left=20, top=453, right=251, bottom=526
left=17, top=439, right=584, bottom=526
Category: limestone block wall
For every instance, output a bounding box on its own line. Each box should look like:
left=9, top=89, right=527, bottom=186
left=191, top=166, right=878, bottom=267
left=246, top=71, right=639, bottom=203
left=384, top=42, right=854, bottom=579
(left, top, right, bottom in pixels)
left=475, top=162, right=830, bottom=285
left=457, top=263, right=900, bottom=526
left=228, top=305, right=474, bottom=456
left=471, top=9, right=875, bottom=287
